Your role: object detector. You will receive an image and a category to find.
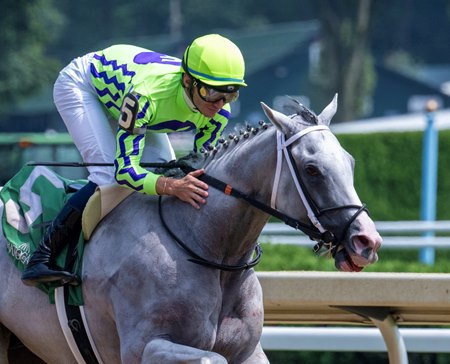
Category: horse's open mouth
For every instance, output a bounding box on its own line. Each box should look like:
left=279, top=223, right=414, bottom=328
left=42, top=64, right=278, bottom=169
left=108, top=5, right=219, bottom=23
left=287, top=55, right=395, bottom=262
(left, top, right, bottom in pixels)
left=333, top=245, right=364, bottom=272
left=334, top=231, right=381, bottom=272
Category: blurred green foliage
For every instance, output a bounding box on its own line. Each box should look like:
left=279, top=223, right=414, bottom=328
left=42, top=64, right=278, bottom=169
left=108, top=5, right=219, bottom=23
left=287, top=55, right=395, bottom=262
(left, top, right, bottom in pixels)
left=0, top=0, right=63, bottom=111
left=338, top=129, right=450, bottom=221
left=5, top=1, right=450, bottom=120
left=256, top=244, right=450, bottom=273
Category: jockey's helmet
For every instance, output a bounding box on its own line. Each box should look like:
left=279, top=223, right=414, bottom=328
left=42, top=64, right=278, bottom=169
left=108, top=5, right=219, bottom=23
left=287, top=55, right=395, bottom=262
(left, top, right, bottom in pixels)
left=182, top=34, right=247, bottom=90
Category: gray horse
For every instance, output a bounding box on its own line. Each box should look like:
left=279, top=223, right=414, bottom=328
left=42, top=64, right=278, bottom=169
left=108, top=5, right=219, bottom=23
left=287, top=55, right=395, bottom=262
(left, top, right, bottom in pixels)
left=0, top=96, right=382, bottom=363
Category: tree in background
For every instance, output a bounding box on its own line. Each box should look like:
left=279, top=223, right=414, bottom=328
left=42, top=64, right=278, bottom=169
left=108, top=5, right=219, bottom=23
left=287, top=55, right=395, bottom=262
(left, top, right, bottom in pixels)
left=0, top=0, right=63, bottom=112
left=4, top=0, right=450, bottom=121
left=313, top=0, right=375, bottom=121
left=48, top=0, right=377, bottom=122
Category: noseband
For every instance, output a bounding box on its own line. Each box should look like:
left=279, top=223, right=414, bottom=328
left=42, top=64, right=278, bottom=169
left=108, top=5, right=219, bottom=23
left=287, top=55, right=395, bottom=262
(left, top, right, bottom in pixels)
left=271, top=125, right=367, bottom=256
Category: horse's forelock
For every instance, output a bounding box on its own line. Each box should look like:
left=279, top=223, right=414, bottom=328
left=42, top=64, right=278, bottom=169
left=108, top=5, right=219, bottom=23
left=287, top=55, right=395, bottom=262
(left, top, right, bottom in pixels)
left=290, top=106, right=318, bottom=126
left=284, top=97, right=319, bottom=126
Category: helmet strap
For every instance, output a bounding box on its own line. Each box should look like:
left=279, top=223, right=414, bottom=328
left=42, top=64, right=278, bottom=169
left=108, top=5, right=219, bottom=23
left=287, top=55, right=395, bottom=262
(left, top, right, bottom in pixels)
left=182, top=74, right=199, bottom=111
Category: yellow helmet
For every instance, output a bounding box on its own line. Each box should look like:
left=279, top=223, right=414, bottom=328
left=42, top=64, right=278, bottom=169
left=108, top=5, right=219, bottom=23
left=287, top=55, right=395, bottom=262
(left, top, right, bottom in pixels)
left=182, top=34, right=247, bottom=87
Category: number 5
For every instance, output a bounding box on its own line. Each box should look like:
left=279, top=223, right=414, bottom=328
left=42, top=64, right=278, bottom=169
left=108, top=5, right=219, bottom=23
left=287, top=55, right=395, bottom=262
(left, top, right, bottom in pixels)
left=119, top=93, right=139, bottom=132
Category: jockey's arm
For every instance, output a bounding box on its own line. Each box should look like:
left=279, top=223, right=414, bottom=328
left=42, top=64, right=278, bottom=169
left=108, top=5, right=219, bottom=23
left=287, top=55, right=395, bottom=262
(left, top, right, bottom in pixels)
left=114, top=94, right=230, bottom=208
left=114, top=128, right=161, bottom=194
left=114, top=93, right=161, bottom=195
left=154, top=120, right=229, bottom=209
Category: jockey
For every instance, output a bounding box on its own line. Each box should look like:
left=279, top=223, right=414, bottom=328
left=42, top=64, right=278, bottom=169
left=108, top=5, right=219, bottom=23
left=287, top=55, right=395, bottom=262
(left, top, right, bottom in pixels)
left=21, top=34, right=247, bottom=287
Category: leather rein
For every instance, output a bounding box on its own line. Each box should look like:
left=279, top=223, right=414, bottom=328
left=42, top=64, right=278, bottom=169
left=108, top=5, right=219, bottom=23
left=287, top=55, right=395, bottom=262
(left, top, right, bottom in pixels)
left=159, top=124, right=368, bottom=271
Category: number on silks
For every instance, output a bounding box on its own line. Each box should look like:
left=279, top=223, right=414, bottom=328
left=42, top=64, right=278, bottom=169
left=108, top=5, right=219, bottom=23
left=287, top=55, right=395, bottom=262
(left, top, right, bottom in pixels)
left=119, top=93, right=139, bottom=133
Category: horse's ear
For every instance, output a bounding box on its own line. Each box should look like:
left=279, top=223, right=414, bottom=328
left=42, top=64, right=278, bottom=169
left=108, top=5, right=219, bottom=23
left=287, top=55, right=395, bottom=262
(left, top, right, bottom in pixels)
left=260, top=102, right=296, bottom=134
left=318, top=93, right=338, bottom=126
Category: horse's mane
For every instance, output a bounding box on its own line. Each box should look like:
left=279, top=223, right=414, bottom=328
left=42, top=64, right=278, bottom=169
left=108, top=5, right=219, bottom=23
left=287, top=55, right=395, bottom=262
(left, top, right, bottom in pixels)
left=156, top=121, right=272, bottom=178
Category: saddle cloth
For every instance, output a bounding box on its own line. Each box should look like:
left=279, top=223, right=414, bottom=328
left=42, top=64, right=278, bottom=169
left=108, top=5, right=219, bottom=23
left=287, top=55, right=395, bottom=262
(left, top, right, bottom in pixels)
left=0, top=166, right=133, bottom=363
left=0, top=166, right=133, bottom=304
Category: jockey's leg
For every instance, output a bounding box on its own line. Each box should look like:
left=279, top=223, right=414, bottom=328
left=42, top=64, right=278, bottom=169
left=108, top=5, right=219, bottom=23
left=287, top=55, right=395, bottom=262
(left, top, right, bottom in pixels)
left=21, top=181, right=97, bottom=287
left=141, top=133, right=176, bottom=164
left=22, top=54, right=112, bottom=288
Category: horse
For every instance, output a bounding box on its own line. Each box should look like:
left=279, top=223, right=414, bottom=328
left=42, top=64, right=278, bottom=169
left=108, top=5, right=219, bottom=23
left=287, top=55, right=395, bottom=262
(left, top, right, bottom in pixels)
left=0, top=95, right=382, bottom=363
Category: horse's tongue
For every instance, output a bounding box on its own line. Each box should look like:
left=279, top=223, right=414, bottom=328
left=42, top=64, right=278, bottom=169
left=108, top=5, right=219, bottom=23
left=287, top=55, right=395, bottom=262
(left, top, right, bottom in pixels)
left=334, top=250, right=363, bottom=272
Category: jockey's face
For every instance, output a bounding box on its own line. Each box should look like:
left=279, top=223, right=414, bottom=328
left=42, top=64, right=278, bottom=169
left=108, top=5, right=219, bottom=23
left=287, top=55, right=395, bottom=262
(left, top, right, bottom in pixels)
left=183, top=74, right=225, bottom=118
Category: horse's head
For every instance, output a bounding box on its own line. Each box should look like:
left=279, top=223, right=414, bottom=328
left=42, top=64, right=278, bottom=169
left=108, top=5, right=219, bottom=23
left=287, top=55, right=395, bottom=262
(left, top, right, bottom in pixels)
left=261, top=95, right=382, bottom=272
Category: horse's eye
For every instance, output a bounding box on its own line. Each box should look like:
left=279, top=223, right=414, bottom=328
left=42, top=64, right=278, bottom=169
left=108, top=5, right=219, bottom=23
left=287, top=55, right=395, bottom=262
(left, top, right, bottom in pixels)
left=305, top=165, right=320, bottom=176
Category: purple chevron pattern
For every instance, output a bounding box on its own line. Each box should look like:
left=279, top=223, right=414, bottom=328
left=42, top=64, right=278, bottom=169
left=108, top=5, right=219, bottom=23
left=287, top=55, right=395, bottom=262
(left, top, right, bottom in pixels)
left=93, top=54, right=136, bottom=77
left=90, top=54, right=136, bottom=102
left=218, top=108, right=231, bottom=119
left=147, top=119, right=196, bottom=132
left=91, top=63, right=127, bottom=94
left=137, top=101, right=151, bottom=120
left=94, top=86, right=121, bottom=101
left=115, top=132, right=147, bottom=190
left=207, top=118, right=222, bottom=144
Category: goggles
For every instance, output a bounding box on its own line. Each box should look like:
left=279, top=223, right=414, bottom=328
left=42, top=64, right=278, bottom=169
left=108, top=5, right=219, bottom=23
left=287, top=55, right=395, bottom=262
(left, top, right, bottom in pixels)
left=193, top=79, right=239, bottom=104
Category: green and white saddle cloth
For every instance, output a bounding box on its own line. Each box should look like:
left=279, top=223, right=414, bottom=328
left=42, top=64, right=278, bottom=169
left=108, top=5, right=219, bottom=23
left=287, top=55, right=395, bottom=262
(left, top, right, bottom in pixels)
left=0, top=165, right=86, bottom=304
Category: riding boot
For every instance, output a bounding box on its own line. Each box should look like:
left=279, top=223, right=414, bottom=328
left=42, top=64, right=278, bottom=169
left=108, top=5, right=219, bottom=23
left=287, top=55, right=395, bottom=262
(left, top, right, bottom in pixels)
left=21, top=181, right=98, bottom=287
left=21, top=203, right=82, bottom=287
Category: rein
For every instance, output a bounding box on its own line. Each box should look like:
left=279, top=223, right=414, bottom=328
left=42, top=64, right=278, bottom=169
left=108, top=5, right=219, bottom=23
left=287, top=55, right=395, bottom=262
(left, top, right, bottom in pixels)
left=183, top=165, right=331, bottom=241
left=158, top=163, right=335, bottom=271
left=158, top=124, right=368, bottom=270
left=158, top=196, right=262, bottom=271
left=31, top=124, right=367, bottom=268
left=191, top=126, right=367, bottom=251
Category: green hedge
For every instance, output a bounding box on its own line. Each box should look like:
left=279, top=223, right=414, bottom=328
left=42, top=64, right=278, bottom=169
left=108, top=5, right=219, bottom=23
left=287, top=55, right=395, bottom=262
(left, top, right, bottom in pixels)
left=336, top=130, right=450, bottom=221
left=255, top=244, right=450, bottom=273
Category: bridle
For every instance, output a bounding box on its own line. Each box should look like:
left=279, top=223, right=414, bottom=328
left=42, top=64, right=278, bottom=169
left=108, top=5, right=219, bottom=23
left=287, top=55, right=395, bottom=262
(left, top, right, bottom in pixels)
left=271, top=125, right=368, bottom=256
left=159, top=124, right=368, bottom=271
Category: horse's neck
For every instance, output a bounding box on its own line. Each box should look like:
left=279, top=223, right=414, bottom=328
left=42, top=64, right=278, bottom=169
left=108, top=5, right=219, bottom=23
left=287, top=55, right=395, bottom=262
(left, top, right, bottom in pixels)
left=168, top=129, right=277, bottom=262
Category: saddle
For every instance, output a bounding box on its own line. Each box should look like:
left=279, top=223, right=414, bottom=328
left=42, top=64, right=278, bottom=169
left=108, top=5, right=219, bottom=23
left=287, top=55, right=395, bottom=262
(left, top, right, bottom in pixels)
left=82, top=184, right=134, bottom=240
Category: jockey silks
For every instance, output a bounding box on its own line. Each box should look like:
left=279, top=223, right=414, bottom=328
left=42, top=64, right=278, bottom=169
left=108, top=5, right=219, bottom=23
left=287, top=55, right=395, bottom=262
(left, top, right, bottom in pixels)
left=55, top=45, right=231, bottom=194
left=89, top=45, right=231, bottom=194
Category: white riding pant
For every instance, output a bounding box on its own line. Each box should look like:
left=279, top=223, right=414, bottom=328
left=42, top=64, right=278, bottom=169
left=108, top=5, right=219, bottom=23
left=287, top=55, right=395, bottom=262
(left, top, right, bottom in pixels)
left=53, top=53, right=175, bottom=186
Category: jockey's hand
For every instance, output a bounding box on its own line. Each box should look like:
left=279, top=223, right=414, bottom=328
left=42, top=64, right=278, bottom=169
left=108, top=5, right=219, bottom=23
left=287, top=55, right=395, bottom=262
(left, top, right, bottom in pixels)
left=156, top=169, right=209, bottom=209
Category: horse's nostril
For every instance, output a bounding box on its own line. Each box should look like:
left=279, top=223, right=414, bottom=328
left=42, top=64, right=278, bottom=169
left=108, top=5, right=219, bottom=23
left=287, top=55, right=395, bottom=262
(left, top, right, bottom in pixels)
left=353, top=235, right=370, bottom=250
left=351, top=234, right=379, bottom=256
left=361, top=247, right=375, bottom=260
left=359, top=235, right=370, bottom=246
left=353, top=233, right=382, bottom=251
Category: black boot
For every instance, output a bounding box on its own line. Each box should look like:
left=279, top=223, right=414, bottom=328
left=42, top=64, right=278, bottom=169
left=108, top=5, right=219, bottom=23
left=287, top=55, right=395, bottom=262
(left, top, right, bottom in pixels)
left=21, top=203, right=82, bottom=287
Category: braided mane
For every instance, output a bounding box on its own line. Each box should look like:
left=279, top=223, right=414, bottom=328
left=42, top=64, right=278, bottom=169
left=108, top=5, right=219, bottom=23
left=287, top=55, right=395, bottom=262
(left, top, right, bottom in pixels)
left=157, top=120, right=272, bottom=178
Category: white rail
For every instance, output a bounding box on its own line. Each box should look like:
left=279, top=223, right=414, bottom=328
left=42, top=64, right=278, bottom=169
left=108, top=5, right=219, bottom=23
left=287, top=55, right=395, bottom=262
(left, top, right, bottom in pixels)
left=259, top=220, right=450, bottom=248
left=261, top=327, right=450, bottom=353
left=257, top=271, right=450, bottom=364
